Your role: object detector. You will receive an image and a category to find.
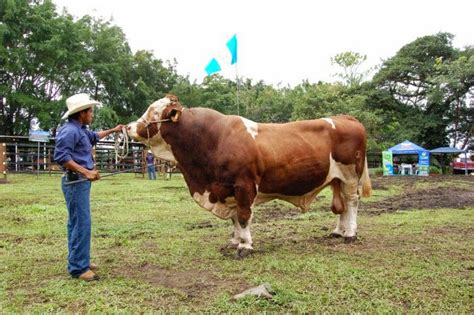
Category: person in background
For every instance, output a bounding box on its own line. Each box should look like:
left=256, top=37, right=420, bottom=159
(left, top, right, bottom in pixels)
left=54, top=93, right=124, bottom=281
left=146, top=150, right=157, bottom=180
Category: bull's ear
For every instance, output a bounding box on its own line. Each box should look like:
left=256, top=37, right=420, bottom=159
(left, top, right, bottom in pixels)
left=169, top=108, right=182, bottom=123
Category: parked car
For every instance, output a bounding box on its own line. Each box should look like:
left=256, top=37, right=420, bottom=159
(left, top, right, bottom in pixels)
left=451, top=154, right=474, bottom=174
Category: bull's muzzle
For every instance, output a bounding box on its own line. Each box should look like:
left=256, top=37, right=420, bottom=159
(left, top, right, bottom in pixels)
left=126, top=122, right=139, bottom=140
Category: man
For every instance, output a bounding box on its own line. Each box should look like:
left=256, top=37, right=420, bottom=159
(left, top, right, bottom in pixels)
left=146, top=150, right=156, bottom=180
left=54, top=93, right=124, bottom=281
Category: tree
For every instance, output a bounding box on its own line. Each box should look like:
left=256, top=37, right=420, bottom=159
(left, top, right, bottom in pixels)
left=372, top=33, right=473, bottom=148
left=331, top=51, right=372, bottom=87
left=0, top=0, right=180, bottom=134
left=291, top=81, right=383, bottom=150
left=0, top=0, right=88, bottom=134
left=199, top=75, right=237, bottom=114
left=429, top=49, right=474, bottom=150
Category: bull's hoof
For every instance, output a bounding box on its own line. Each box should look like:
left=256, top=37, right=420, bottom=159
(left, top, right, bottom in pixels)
left=330, top=232, right=343, bottom=238
left=220, top=242, right=239, bottom=253
left=227, top=242, right=240, bottom=249
left=344, top=236, right=357, bottom=243
left=235, top=248, right=254, bottom=259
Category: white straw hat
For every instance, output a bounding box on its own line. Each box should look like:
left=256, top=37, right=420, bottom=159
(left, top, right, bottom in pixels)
left=61, top=93, right=100, bottom=119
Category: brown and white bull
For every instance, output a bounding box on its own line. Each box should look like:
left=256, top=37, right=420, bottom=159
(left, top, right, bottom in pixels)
left=127, top=94, right=371, bottom=257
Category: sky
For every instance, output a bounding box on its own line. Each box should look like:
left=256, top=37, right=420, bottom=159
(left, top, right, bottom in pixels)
left=53, top=0, right=473, bottom=87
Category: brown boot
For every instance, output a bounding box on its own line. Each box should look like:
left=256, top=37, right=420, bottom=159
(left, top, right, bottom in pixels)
left=78, top=270, right=99, bottom=281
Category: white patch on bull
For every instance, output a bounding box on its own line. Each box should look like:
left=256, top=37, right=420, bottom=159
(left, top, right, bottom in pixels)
left=230, top=214, right=242, bottom=246
left=240, top=117, right=258, bottom=139
left=238, top=223, right=253, bottom=250
left=322, top=118, right=336, bottom=129
left=229, top=214, right=253, bottom=250
left=150, top=97, right=172, bottom=114
left=192, top=191, right=237, bottom=219
left=148, top=139, right=176, bottom=162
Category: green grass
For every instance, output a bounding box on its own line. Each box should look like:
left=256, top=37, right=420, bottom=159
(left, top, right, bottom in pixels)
left=1, top=174, right=473, bottom=313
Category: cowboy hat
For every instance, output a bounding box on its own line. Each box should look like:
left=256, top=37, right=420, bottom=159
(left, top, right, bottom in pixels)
left=61, top=93, right=100, bottom=119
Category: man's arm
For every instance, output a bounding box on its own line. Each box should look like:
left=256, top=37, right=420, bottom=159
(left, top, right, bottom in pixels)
left=97, top=124, right=125, bottom=140
left=63, top=160, right=100, bottom=181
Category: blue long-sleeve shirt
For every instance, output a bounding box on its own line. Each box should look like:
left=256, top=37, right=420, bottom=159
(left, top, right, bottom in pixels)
left=54, top=119, right=99, bottom=170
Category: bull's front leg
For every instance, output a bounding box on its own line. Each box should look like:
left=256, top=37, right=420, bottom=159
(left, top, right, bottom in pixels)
left=228, top=214, right=254, bottom=258
left=228, top=215, right=242, bottom=248
left=233, top=182, right=256, bottom=258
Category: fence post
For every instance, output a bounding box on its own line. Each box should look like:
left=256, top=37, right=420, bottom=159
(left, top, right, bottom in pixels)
left=0, top=143, right=7, bottom=183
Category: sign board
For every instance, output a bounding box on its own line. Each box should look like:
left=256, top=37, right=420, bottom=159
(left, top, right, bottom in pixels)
left=418, top=150, right=430, bottom=176
left=382, top=151, right=393, bottom=176
left=29, top=130, right=50, bottom=143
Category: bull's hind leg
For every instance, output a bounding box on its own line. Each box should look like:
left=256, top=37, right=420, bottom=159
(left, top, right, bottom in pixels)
left=330, top=179, right=347, bottom=238
left=340, top=180, right=359, bottom=243
left=331, top=179, right=359, bottom=242
left=233, top=181, right=257, bottom=258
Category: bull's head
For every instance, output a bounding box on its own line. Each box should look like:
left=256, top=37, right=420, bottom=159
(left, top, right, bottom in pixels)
left=127, top=94, right=183, bottom=162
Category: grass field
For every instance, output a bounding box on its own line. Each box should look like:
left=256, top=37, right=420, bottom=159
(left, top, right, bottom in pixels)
left=1, top=173, right=473, bottom=313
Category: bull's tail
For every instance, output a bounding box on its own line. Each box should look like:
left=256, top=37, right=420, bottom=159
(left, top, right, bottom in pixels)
left=360, top=156, right=372, bottom=198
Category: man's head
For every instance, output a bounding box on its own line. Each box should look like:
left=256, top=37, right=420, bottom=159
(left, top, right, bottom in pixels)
left=69, top=107, right=94, bottom=125
left=62, top=93, right=100, bottom=125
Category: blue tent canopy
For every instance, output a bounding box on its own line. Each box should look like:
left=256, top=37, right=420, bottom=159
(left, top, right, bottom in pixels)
left=388, top=140, right=427, bottom=155
left=430, top=147, right=466, bottom=154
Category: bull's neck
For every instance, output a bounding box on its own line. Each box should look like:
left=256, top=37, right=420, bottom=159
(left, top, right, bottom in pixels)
left=160, top=108, right=220, bottom=190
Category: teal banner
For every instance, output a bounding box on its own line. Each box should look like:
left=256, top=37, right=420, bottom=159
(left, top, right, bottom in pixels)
left=382, top=151, right=393, bottom=176
left=418, top=150, right=430, bottom=176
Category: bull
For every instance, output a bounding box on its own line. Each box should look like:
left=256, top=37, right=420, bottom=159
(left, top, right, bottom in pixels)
left=127, top=94, right=372, bottom=257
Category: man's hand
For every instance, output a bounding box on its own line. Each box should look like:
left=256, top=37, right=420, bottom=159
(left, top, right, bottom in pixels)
left=112, top=124, right=125, bottom=133
left=84, top=169, right=100, bottom=181
left=97, top=124, right=126, bottom=140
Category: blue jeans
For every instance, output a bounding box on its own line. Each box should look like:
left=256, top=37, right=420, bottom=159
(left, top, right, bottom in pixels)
left=147, top=164, right=156, bottom=180
left=61, top=176, right=92, bottom=277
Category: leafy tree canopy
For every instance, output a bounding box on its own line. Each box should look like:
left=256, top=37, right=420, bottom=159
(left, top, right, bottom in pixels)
left=1, top=2, right=472, bottom=152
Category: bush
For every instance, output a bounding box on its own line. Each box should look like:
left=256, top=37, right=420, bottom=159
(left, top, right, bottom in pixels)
left=429, top=165, right=442, bottom=175
left=369, top=167, right=384, bottom=176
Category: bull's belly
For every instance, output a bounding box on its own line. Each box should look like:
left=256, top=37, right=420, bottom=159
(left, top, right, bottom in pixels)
left=192, top=180, right=330, bottom=220
left=191, top=154, right=358, bottom=219
left=253, top=180, right=330, bottom=211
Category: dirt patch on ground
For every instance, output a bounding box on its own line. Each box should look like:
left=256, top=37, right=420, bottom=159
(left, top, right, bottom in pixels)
left=253, top=204, right=303, bottom=223
left=362, top=176, right=474, bottom=214
left=128, top=263, right=248, bottom=301
left=362, top=187, right=473, bottom=214
left=370, top=175, right=474, bottom=190
left=185, top=221, right=222, bottom=230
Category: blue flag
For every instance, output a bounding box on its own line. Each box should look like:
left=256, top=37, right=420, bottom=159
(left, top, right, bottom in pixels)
left=226, top=34, right=237, bottom=65
left=205, top=58, right=221, bottom=75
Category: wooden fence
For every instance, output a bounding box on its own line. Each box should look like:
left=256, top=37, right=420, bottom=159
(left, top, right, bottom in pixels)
left=0, top=136, right=177, bottom=179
